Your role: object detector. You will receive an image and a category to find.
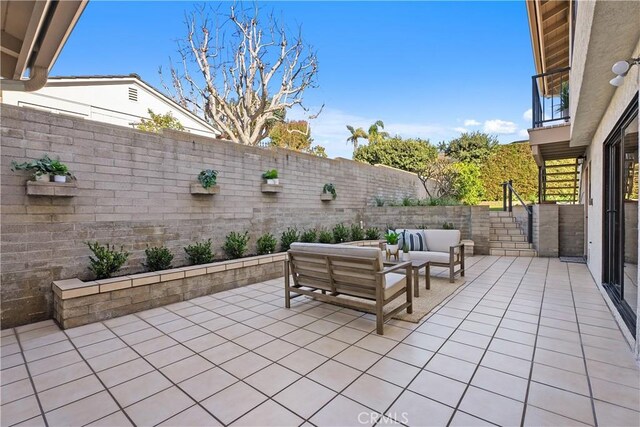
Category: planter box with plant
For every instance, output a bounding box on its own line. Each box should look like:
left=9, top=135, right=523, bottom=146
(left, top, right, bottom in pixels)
left=321, top=183, right=337, bottom=201
left=191, top=169, right=220, bottom=195
left=261, top=169, right=282, bottom=193
left=14, top=155, right=78, bottom=196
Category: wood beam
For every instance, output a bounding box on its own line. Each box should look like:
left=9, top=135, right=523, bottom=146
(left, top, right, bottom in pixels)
left=542, top=2, right=568, bottom=23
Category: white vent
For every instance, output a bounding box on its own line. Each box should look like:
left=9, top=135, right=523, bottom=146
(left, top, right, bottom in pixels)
left=128, top=87, right=138, bottom=101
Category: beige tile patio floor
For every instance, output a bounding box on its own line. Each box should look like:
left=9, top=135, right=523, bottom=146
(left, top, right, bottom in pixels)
left=1, top=256, right=639, bottom=426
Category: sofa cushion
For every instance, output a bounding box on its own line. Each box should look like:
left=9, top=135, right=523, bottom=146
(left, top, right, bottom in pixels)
left=409, top=251, right=451, bottom=264
left=384, top=272, right=407, bottom=299
left=423, top=230, right=460, bottom=253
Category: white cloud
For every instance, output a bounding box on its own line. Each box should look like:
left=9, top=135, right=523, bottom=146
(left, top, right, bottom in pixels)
left=483, top=119, right=518, bottom=134
left=523, top=109, right=532, bottom=121
left=463, top=119, right=481, bottom=127
left=518, top=129, right=529, bottom=138
left=453, top=127, right=468, bottom=133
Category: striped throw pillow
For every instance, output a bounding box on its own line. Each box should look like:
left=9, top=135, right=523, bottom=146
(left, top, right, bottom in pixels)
left=398, top=230, right=426, bottom=251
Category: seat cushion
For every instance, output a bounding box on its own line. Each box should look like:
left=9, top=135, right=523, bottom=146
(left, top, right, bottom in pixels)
left=384, top=272, right=407, bottom=299
left=423, top=230, right=460, bottom=253
left=409, top=251, right=451, bottom=264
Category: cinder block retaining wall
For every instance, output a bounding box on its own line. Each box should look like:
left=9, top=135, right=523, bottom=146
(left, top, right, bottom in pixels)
left=533, top=204, right=585, bottom=257
left=3, top=105, right=475, bottom=328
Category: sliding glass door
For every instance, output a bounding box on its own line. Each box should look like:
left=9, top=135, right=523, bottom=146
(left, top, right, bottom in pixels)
left=603, top=97, right=638, bottom=337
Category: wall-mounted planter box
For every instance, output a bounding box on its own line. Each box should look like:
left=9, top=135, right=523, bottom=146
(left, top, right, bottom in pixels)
left=26, top=181, right=78, bottom=197
left=190, top=183, right=220, bottom=195
left=261, top=183, right=283, bottom=193
left=320, top=193, right=334, bottom=201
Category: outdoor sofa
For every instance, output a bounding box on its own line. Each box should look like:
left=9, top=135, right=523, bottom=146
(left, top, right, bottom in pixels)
left=396, top=229, right=465, bottom=283
left=285, top=242, right=413, bottom=334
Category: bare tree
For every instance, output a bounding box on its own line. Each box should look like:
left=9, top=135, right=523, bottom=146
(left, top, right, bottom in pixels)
left=416, top=158, right=458, bottom=199
left=163, top=4, right=319, bottom=146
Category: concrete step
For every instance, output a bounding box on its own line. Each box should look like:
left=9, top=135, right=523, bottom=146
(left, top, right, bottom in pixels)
left=490, top=248, right=537, bottom=257
left=490, top=234, right=527, bottom=242
left=489, top=211, right=512, bottom=218
left=490, top=241, right=533, bottom=249
left=489, top=222, right=518, bottom=229
left=490, top=228, right=526, bottom=236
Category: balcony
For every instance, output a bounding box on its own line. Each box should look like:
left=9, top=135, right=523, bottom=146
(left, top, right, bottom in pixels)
left=532, top=67, right=570, bottom=128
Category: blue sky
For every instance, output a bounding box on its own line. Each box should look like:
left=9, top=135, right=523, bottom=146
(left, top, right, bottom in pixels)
left=54, top=1, right=535, bottom=158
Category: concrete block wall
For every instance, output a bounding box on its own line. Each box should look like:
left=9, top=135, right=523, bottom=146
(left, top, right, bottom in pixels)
left=558, top=205, right=585, bottom=257
left=533, top=204, right=559, bottom=257
left=2, top=105, right=467, bottom=328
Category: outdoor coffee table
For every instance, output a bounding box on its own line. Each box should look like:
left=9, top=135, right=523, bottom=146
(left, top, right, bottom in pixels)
left=384, top=259, right=431, bottom=297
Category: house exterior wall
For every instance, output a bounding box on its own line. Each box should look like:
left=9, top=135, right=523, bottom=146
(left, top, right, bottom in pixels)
left=2, top=79, right=217, bottom=137
left=558, top=205, right=585, bottom=257
left=1, top=105, right=482, bottom=329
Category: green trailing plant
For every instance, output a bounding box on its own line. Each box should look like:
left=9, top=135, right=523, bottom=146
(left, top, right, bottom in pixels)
left=86, top=241, right=130, bottom=280
left=197, top=169, right=219, bottom=189
left=365, top=227, right=380, bottom=240
left=350, top=224, right=365, bottom=241
left=257, top=233, right=277, bottom=255
left=322, top=183, right=337, bottom=199
left=384, top=231, right=400, bottom=245
left=184, top=240, right=214, bottom=265
left=143, top=246, right=173, bottom=272
left=11, top=154, right=75, bottom=179
left=318, top=229, right=333, bottom=244
left=223, top=231, right=250, bottom=259
left=374, top=196, right=385, bottom=207
left=300, top=228, right=318, bottom=243
left=557, top=81, right=569, bottom=114
left=442, top=222, right=455, bottom=230
left=332, top=223, right=350, bottom=243
left=262, top=169, right=278, bottom=180
left=280, top=227, right=299, bottom=251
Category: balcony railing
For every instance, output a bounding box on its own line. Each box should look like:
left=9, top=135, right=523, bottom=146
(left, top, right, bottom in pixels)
left=531, top=67, right=570, bottom=128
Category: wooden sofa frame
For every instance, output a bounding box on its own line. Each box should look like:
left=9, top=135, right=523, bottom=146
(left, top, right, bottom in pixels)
left=285, top=250, right=413, bottom=335
left=432, top=243, right=465, bottom=283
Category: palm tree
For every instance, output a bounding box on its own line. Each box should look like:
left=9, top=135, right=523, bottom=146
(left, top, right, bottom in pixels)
left=346, top=125, right=368, bottom=151
left=367, top=120, right=388, bottom=143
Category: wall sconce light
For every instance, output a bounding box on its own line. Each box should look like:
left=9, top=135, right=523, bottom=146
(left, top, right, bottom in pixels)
left=609, top=57, right=640, bottom=87
left=577, top=155, right=586, bottom=165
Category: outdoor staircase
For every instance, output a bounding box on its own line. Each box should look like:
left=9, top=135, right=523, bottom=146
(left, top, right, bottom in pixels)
left=489, top=211, right=537, bottom=257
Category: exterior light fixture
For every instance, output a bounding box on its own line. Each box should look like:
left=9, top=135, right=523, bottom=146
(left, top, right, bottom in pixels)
left=609, top=57, right=640, bottom=86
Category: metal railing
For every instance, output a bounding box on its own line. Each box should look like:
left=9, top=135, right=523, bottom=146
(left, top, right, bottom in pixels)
left=532, top=67, right=571, bottom=128
left=502, top=180, right=533, bottom=244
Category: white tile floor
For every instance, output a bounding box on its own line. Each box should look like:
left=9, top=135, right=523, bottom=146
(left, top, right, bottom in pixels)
left=1, top=256, right=639, bottom=426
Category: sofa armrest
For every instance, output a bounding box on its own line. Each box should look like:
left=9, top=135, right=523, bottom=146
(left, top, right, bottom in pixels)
left=379, top=261, right=412, bottom=276
left=449, top=243, right=465, bottom=259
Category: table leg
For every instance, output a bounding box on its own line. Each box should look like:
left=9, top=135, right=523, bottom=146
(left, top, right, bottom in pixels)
left=413, top=268, right=419, bottom=298
left=425, top=263, right=431, bottom=290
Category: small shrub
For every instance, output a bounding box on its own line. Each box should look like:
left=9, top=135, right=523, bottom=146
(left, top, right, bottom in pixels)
left=333, top=223, right=350, bottom=243
left=280, top=227, right=299, bottom=251
left=223, top=231, right=250, bottom=259
left=322, top=183, right=337, bottom=199
left=257, top=233, right=277, bottom=255
left=350, top=224, right=365, bottom=241
left=184, top=240, right=214, bottom=265
left=402, top=196, right=418, bottom=206
left=365, top=227, right=380, bottom=240
left=143, top=246, right=173, bottom=272
left=197, top=169, right=218, bottom=188
left=374, top=196, right=385, bottom=207
left=300, top=229, right=317, bottom=243
left=86, top=241, right=129, bottom=280
left=442, top=222, right=455, bottom=230
left=318, top=229, right=333, bottom=243
left=262, top=169, right=278, bottom=179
